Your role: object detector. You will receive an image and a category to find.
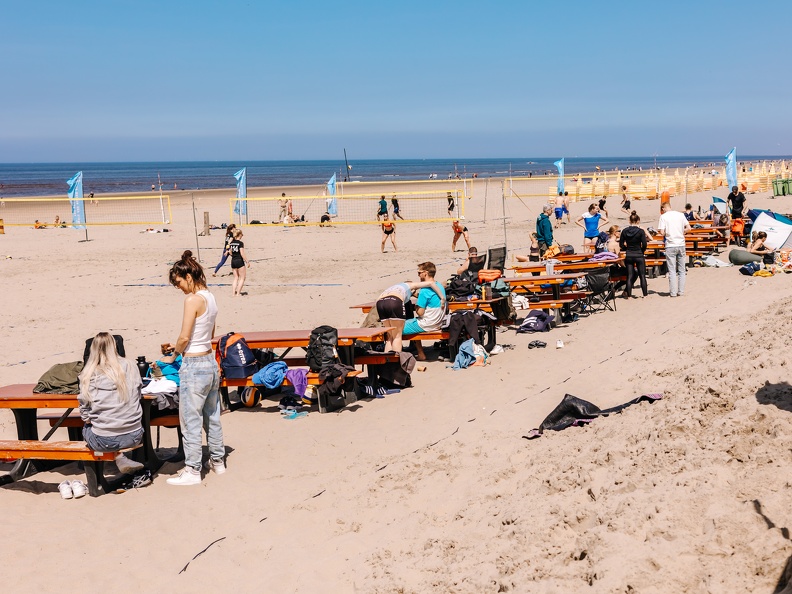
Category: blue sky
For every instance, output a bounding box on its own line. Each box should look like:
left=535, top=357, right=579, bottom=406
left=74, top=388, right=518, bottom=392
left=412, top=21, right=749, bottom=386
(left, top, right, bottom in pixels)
left=2, top=0, right=790, bottom=161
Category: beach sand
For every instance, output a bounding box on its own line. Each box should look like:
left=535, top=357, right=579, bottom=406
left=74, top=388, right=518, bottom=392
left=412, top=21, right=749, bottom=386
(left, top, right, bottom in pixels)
left=2, top=179, right=792, bottom=592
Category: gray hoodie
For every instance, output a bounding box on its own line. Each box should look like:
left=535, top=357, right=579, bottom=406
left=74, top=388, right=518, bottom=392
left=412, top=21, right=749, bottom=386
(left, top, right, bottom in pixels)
left=79, top=358, right=143, bottom=437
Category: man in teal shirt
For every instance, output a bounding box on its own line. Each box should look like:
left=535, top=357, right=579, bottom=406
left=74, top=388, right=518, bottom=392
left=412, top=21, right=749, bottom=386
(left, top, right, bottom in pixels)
left=536, top=204, right=554, bottom=257
left=377, top=195, right=388, bottom=220
left=403, top=262, right=446, bottom=360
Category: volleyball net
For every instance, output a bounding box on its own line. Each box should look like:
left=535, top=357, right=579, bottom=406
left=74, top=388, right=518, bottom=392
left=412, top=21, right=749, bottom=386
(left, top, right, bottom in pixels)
left=0, top=195, right=172, bottom=227
left=230, top=189, right=466, bottom=227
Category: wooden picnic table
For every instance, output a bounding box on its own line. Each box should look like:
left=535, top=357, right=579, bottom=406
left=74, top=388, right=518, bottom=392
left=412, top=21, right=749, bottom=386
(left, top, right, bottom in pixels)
left=212, top=327, right=389, bottom=350
left=0, top=384, right=173, bottom=493
left=350, top=298, right=503, bottom=315
left=510, top=255, right=624, bottom=276
left=504, top=273, right=586, bottom=301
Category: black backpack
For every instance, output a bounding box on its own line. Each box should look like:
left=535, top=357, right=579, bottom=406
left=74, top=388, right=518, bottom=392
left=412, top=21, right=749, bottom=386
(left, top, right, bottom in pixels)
left=306, top=325, right=339, bottom=372
left=447, top=273, right=478, bottom=300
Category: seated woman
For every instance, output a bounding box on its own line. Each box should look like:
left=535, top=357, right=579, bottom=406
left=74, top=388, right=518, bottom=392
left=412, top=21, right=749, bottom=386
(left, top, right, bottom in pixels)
left=606, top=225, right=621, bottom=254
left=456, top=246, right=487, bottom=275
left=748, top=231, right=775, bottom=265
left=515, top=233, right=541, bottom=263
left=78, top=332, right=144, bottom=475
left=683, top=203, right=700, bottom=222
left=376, top=280, right=445, bottom=352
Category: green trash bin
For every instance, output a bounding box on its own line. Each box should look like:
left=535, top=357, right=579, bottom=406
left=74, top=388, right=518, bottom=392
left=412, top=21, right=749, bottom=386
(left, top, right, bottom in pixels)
left=784, top=179, right=792, bottom=196
left=773, top=179, right=783, bottom=196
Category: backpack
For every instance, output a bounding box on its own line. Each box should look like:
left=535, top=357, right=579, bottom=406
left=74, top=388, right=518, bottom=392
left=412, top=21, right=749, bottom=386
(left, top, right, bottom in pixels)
left=516, top=310, right=554, bottom=333
left=306, top=325, right=339, bottom=372
left=739, top=261, right=761, bottom=276
left=488, top=278, right=516, bottom=322
left=447, top=275, right=478, bottom=300
left=215, top=332, right=258, bottom=379
left=594, top=232, right=609, bottom=253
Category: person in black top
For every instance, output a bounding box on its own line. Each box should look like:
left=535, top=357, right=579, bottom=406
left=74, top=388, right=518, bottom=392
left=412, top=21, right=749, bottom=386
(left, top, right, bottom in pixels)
left=618, top=211, right=650, bottom=298
left=727, top=186, right=746, bottom=219
left=228, top=228, right=250, bottom=296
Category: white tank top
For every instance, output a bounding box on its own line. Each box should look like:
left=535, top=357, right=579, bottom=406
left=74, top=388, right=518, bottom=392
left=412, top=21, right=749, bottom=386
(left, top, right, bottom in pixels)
left=185, top=289, right=218, bottom=354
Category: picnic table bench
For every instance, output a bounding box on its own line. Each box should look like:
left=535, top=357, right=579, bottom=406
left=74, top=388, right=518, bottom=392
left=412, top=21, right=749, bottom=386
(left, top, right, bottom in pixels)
left=510, top=256, right=624, bottom=276
left=0, top=384, right=173, bottom=496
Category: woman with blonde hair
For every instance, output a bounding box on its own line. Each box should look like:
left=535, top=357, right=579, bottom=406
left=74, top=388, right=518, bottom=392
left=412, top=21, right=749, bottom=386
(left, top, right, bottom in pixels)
left=79, top=332, right=144, bottom=475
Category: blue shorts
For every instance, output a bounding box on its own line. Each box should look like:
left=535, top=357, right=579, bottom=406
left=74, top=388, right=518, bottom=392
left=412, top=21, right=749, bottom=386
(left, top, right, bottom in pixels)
left=403, top=319, right=424, bottom=335
left=554, top=207, right=563, bottom=219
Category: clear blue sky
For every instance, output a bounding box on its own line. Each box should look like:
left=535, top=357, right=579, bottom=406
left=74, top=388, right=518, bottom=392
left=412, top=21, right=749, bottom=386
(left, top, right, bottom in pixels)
left=2, top=0, right=790, bottom=162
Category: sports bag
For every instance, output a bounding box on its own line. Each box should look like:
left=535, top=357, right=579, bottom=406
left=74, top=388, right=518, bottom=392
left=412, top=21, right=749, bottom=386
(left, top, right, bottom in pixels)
left=215, top=332, right=258, bottom=379
left=739, top=261, right=761, bottom=276
left=306, top=325, right=339, bottom=373
left=516, top=310, right=554, bottom=333
left=447, top=275, right=478, bottom=300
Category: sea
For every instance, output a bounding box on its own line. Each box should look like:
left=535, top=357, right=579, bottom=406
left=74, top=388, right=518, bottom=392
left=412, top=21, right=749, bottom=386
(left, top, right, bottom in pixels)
left=0, top=156, right=787, bottom=198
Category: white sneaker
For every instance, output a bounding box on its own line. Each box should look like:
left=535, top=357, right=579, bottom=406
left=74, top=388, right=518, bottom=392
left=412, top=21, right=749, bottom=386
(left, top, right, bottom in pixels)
left=205, top=458, right=226, bottom=475
left=71, top=480, right=87, bottom=499
left=167, top=468, right=201, bottom=486
left=58, top=480, right=73, bottom=499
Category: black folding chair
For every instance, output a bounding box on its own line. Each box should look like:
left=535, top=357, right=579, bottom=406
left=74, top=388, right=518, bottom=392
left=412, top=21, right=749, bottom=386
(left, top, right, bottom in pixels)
left=487, top=245, right=507, bottom=272
left=582, top=267, right=617, bottom=313
left=467, top=254, right=487, bottom=273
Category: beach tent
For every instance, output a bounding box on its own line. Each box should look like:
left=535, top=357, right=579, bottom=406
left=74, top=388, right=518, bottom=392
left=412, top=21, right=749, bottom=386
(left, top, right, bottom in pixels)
left=712, top=196, right=729, bottom=215
left=749, top=212, right=792, bottom=250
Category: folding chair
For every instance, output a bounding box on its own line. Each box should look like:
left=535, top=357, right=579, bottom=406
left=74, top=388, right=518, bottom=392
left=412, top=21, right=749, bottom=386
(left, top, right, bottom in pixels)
left=467, top=254, right=487, bottom=273
left=582, top=267, right=617, bottom=313
left=486, top=245, right=507, bottom=272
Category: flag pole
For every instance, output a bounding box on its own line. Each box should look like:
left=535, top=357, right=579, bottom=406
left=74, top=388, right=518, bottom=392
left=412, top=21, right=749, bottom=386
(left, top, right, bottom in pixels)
left=191, top=193, right=201, bottom=262
left=343, top=149, right=350, bottom=182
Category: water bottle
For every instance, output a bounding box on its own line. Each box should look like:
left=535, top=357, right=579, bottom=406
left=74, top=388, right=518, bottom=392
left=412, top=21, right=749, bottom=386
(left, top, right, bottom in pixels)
left=136, top=356, right=150, bottom=379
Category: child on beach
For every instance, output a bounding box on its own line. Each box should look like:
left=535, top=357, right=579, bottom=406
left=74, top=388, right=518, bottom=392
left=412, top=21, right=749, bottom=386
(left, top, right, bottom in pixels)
left=228, top=228, right=250, bottom=296
left=78, top=332, right=144, bottom=476
left=212, top=223, right=236, bottom=276
left=381, top=214, right=397, bottom=253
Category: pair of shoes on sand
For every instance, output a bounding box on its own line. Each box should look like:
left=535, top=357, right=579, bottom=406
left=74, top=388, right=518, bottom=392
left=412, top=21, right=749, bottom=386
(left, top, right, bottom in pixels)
left=528, top=340, right=547, bottom=349
left=59, top=480, right=87, bottom=499
left=167, top=458, right=226, bottom=486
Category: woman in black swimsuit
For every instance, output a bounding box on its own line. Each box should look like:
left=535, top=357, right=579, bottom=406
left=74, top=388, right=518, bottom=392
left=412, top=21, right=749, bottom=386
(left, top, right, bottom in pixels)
left=228, top=228, right=250, bottom=296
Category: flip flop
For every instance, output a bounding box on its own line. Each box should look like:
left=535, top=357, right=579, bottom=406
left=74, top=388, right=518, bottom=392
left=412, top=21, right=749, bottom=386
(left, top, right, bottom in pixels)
left=534, top=341, right=547, bottom=348
left=528, top=341, right=537, bottom=349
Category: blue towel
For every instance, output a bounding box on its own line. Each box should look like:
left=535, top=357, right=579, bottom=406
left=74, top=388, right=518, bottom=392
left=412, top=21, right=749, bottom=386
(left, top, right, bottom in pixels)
left=452, top=338, right=477, bottom=370
left=252, top=361, right=288, bottom=389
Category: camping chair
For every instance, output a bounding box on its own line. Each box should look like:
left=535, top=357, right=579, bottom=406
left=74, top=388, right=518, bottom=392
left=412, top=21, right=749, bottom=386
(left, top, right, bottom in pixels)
left=582, top=267, right=617, bottom=314
left=486, top=245, right=507, bottom=272
left=467, top=254, right=487, bottom=273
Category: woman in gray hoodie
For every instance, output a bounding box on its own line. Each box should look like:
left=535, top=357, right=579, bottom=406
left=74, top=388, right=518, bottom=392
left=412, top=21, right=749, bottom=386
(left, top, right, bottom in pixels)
left=79, top=332, right=144, bottom=474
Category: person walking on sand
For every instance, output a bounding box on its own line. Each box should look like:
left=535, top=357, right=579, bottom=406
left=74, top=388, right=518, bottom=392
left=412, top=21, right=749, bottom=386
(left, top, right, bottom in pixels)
left=563, top=191, right=571, bottom=224
left=658, top=202, right=690, bottom=297
left=212, top=223, right=236, bottom=277
left=451, top=219, right=470, bottom=252
left=553, top=192, right=565, bottom=228
left=621, top=186, right=631, bottom=214
left=381, top=214, right=397, bottom=253
left=228, top=228, right=250, bottom=296
left=161, top=250, right=225, bottom=486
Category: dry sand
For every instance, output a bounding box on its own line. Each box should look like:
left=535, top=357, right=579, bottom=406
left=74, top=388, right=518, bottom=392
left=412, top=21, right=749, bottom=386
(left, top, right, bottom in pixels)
left=2, top=179, right=792, bottom=593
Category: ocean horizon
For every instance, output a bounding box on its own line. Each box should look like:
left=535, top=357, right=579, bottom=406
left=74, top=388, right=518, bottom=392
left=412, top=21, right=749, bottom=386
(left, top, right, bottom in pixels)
left=1, top=156, right=788, bottom=198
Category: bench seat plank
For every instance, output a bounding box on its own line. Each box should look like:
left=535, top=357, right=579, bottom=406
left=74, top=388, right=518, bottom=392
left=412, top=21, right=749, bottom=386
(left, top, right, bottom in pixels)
left=0, top=440, right=131, bottom=462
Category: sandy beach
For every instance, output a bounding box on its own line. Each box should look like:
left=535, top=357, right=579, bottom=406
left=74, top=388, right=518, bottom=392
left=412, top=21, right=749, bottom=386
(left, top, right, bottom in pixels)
left=3, top=177, right=792, bottom=593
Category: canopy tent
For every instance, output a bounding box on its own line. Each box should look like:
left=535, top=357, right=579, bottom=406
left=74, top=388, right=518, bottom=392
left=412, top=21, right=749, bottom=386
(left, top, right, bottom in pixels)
left=748, top=212, right=792, bottom=250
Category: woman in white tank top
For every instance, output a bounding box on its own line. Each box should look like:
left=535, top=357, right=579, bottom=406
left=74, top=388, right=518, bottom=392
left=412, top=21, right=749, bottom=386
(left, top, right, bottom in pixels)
left=160, top=250, right=225, bottom=486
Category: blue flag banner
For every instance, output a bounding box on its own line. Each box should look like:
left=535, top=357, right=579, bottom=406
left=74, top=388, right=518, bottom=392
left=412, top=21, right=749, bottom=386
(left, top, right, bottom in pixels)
left=725, top=148, right=737, bottom=190
left=233, top=168, right=247, bottom=216
left=326, top=173, right=337, bottom=216
left=554, top=158, right=565, bottom=194
left=67, top=171, right=86, bottom=229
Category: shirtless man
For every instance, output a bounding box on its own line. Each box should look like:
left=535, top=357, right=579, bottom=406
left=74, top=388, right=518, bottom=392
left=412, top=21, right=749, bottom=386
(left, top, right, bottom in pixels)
left=278, top=193, right=288, bottom=222
left=553, top=192, right=565, bottom=228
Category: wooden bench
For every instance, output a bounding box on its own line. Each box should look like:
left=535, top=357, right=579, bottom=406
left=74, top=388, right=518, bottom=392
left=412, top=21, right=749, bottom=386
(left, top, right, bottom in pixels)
left=281, top=353, right=401, bottom=369
left=0, top=440, right=141, bottom=497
